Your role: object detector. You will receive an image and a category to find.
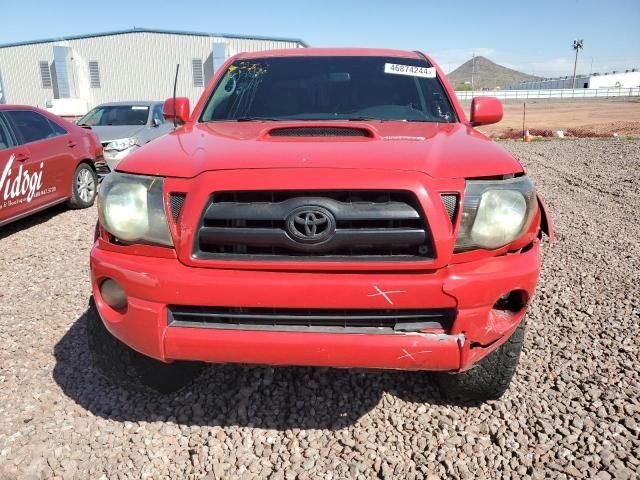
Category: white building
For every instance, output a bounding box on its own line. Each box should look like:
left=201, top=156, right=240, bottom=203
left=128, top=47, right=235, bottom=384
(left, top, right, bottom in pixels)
left=508, top=75, right=591, bottom=90
left=507, top=69, right=640, bottom=91
left=0, top=28, right=307, bottom=115
left=589, top=70, right=640, bottom=89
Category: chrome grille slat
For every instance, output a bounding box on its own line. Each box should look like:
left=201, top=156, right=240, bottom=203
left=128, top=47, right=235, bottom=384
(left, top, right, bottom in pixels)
left=199, top=227, right=426, bottom=252
left=203, top=198, right=419, bottom=223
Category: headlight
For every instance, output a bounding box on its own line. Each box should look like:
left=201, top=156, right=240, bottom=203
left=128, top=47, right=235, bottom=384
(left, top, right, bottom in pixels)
left=455, top=176, right=536, bottom=251
left=105, top=137, right=138, bottom=151
left=98, top=173, right=173, bottom=246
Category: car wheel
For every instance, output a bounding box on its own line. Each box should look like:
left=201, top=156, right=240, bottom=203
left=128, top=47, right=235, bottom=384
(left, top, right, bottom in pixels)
left=437, top=319, right=526, bottom=402
left=86, top=297, right=204, bottom=393
left=68, top=163, right=98, bottom=209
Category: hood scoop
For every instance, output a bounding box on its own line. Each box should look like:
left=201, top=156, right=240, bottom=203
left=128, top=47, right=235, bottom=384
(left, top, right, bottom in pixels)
left=267, top=126, right=373, bottom=138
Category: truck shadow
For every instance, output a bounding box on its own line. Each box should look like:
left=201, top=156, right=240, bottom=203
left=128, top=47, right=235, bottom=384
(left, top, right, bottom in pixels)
left=53, top=309, right=477, bottom=430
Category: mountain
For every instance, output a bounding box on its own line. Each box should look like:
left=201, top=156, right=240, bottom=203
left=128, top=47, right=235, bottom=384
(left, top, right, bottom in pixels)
left=447, top=56, right=541, bottom=90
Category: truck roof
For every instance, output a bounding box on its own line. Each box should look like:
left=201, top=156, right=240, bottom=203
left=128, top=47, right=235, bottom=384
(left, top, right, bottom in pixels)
left=238, top=48, right=424, bottom=60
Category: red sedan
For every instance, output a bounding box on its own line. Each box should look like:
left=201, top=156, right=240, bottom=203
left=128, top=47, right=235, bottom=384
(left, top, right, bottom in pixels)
left=0, top=105, right=102, bottom=227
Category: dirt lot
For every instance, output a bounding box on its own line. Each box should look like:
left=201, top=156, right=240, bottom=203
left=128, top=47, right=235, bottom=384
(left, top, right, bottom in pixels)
left=0, top=139, right=639, bottom=479
left=473, top=99, right=640, bottom=138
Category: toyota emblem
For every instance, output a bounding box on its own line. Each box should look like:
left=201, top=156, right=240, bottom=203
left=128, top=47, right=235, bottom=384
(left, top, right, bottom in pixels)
left=286, top=206, right=336, bottom=244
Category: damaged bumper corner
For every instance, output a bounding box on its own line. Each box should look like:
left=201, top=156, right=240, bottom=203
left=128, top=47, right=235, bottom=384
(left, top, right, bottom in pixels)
left=444, top=242, right=540, bottom=370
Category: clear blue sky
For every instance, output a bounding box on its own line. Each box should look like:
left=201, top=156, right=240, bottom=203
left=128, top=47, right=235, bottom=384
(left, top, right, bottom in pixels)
left=1, top=0, right=638, bottom=77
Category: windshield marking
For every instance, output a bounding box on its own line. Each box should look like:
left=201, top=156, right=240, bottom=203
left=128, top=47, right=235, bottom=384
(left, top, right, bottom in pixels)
left=384, top=63, right=436, bottom=78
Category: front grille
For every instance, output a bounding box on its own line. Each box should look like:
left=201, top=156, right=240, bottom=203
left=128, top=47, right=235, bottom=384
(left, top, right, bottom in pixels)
left=268, top=127, right=371, bottom=137
left=168, top=305, right=455, bottom=334
left=194, top=190, right=433, bottom=261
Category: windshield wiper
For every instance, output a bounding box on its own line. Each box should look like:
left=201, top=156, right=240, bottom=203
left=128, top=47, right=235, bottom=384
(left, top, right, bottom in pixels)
left=345, top=117, right=385, bottom=122
left=235, top=116, right=283, bottom=122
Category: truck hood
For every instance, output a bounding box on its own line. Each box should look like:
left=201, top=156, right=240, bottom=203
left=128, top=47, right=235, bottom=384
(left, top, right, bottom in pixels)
left=116, top=121, right=523, bottom=179
left=89, top=125, right=146, bottom=143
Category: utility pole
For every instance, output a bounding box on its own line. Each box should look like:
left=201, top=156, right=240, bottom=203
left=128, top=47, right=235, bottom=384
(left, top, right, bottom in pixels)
left=572, top=39, right=584, bottom=89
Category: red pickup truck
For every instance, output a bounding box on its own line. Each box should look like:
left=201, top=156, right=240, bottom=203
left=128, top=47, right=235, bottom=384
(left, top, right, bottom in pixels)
left=89, top=48, right=552, bottom=401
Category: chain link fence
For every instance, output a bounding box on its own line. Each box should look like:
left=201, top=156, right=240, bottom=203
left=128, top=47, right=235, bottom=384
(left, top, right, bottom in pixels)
left=455, top=87, right=640, bottom=100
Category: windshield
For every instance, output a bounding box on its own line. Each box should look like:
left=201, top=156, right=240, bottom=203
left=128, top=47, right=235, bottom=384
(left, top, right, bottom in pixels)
left=200, top=56, right=456, bottom=123
left=78, top=105, right=150, bottom=126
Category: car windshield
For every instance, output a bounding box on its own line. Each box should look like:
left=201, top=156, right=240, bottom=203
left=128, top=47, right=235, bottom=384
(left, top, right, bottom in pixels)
left=200, top=56, right=456, bottom=123
left=78, top=105, right=149, bottom=126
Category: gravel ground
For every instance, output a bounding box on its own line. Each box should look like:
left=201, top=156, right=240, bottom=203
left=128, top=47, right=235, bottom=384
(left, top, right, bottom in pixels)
left=1, top=139, right=639, bottom=479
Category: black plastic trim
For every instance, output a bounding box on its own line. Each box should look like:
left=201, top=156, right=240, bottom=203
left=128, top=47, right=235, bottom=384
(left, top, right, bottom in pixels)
left=168, top=305, right=456, bottom=334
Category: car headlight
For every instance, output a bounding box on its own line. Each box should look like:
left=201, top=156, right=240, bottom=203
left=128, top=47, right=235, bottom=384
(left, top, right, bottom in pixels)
left=98, top=173, right=173, bottom=246
left=105, top=137, right=138, bottom=151
left=455, top=176, right=536, bottom=251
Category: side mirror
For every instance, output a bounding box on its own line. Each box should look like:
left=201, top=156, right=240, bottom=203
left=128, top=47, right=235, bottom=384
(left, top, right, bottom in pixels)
left=469, top=97, right=503, bottom=126
left=162, top=97, right=190, bottom=125
left=151, top=118, right=161, bottom=127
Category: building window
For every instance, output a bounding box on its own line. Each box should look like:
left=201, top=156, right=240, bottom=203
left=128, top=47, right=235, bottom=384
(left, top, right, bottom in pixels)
left=89, top=61, right=101, bottom=88
left=39, top=61, right=52, bottom=88
left=192, top=58, right=204, bottom=88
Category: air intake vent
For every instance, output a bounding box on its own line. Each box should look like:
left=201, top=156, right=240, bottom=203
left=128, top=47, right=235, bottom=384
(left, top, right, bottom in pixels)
left=169, top=193, right=186, bottom=223
left=440, top=194, right=458, bottom=222
left=268, top=127, right=371, bottom=137
left=88, top=61, right=101, bottom=88
left=168, top=305, right=456, bottom=333
left=39, top=61, right=52, bottom=88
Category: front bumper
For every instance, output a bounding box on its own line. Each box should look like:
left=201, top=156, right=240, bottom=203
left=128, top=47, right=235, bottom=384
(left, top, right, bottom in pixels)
left=90, top=241, right=540, bottom=372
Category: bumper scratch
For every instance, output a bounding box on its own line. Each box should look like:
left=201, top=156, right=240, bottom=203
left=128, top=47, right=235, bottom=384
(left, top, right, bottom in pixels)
left=398, top=349, right=432, bottom=362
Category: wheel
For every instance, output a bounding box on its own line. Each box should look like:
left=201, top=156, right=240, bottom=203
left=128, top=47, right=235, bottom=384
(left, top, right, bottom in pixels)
left=67, top=163, right=97, bottom=209
left=438, top=320, right=526, bottom=402
left=86, top=297, right=204, bottom=393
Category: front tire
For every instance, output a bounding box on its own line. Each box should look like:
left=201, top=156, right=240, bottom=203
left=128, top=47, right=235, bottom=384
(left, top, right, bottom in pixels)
left=67, top=163, right=97, bottom=209
left=86, top=297, right=204, bottom=393
left=438, top=320, right=526, bottom=402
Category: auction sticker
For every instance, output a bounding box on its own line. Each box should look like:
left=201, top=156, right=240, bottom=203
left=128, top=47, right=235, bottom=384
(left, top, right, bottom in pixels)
left=384, top=63, right=436, bottom=78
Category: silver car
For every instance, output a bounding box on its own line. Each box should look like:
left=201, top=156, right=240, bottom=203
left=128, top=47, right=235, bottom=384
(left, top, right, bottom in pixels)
left=76, top=101, right=173, bottom=175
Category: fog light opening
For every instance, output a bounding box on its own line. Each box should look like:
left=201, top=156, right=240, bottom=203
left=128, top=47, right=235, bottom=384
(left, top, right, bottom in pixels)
left=100, top=278, right=128, bottom=311
left=493, top=290, right=526, bottom=313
